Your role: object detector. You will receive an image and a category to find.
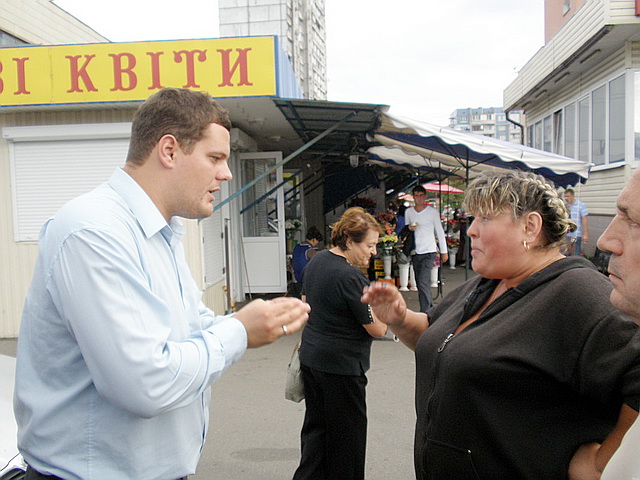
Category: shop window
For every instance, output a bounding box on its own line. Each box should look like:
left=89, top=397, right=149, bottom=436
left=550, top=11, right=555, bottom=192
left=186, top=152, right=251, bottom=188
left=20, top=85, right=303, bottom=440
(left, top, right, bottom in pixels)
left=534, top=121, right=543, bottom=151
left=592, top=85, right=606, bottom=166
left=578, top=97, right=590, bottom=163
left=564, top=103, right=576, bottom=158
left=553, top=110, right=564, bottom=155
left=609, top=75, right=625, bottom=163
left=635, top=72, right=640, bottom=163
left=543, top=115, right=552, bottom=152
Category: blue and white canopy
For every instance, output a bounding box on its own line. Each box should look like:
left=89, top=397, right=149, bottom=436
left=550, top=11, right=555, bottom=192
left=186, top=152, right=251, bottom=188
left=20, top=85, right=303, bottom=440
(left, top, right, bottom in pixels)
left=368, top=112, right=591, bottom=188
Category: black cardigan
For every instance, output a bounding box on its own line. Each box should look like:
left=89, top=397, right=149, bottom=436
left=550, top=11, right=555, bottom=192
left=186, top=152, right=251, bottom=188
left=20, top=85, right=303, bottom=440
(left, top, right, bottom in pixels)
left=414, top=256, right=640, bottom=480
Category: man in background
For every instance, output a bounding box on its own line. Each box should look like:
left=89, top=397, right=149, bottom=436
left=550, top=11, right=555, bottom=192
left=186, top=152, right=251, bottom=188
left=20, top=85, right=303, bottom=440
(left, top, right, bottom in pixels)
left=291, top=226, right=323, bottom=298
left=565, top=187, right=589, bottom=255
left=405, top=185, right=448, bottom=313
left=14, top=88, right=309, bottom=480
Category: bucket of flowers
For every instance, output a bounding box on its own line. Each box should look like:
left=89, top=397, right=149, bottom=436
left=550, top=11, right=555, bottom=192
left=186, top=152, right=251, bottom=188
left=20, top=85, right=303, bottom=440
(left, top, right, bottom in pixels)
left=446, top=236, right=460, bottom=252
left=445, top=236, right=460, bottom=269
left=378, top=232, right=400, bottom=257
left=285, top=219, right=302, bottom=239
left=376, top=212, right=399, bottom=257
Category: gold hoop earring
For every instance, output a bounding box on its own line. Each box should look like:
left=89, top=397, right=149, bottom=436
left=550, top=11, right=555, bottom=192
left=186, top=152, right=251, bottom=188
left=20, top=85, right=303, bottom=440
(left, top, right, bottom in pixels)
left=523, top=240, right=530, bottom=252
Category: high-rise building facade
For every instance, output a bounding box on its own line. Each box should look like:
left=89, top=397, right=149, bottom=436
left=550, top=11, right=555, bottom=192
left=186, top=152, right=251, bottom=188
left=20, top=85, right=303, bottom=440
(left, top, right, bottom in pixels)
left=449, top=107, right=523, bottom=144
left=219, top=0, right=327, bottom=100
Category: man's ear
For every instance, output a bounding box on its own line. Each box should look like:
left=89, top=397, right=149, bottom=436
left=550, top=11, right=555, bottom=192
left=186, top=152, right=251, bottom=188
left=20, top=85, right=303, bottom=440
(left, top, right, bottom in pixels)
left=158, top=134, right=178, bottom=168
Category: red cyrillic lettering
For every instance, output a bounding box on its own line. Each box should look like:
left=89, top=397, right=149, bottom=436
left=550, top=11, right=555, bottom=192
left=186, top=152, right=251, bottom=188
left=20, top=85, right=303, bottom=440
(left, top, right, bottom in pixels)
left=147, top=52, right=165, bottom=90
left=109, top=53, right=137, bottom=91
left=66, top=55, right=98, bottom=93
left=13, top=57, right=31, bottom=95
left=173, top=49, right=207, bottom=88
left=217, top=48, right=253, bottom=87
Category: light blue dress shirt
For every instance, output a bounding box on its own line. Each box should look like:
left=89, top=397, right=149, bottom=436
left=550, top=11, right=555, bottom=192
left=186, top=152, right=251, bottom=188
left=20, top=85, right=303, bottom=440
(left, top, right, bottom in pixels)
left=567, top=199, right=588, bottom=238
left=14, top=168, right=247, bottom=480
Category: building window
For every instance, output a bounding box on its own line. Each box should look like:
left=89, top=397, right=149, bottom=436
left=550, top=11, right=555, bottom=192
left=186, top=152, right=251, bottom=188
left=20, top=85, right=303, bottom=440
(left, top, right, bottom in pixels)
left=609, top=75, right=625, bottom=163
left=578, top=97, right=590, bottom=163
left=527, top=125, right=534, bottom=148
left=543, top=115, right=553, bottom=152
left=592, top=85, right=606, bottom=166
left=635, top=72, right=640, bottom=163
left=534, top=121, right=543, bottom=151
left=564, top=103, right=576, bottom=158
left=553, top=110, right=564, bottom=155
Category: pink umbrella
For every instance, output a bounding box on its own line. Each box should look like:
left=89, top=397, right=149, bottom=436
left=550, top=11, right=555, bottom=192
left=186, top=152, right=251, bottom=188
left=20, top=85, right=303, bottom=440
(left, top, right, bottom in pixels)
left=421, top=181, right=464, bottom=194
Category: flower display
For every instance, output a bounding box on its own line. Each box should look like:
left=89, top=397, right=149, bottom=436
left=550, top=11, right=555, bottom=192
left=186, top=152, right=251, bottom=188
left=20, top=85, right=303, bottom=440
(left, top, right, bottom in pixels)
left=285, top=219, right=302, bottom=239
left=446, top=236, right=460, bottom=249
left=378, top=233, right=400, bottom=256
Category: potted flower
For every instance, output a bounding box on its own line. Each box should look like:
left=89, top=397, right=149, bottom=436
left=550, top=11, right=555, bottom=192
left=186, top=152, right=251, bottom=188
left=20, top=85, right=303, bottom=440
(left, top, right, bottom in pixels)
left=285, top=219, right=302, bottom=239
left=377, top=232, right=399, bottom=280
left=285, top=219, right=302, bottom=254
left=446, top=236, right=460, bottom=269
left=378, top=233, right=400, bottom=256
left=446, top=236, right=460, bottom=250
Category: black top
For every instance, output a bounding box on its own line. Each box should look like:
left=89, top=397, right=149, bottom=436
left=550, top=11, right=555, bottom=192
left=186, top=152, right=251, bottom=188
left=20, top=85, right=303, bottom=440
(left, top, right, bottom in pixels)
left=414, top=256, right=640, bottom=480
left=299, top=249, right=374, bottom=376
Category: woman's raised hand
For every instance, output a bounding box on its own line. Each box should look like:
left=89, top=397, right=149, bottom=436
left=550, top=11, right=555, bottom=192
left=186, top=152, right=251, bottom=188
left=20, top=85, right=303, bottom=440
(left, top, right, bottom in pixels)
left=362, top=282, right=407, bottom=327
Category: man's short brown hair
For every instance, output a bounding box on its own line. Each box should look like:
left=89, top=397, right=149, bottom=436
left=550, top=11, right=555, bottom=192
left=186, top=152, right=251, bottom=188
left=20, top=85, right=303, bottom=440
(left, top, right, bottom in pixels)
left=126, top=88, right=231, bottom=166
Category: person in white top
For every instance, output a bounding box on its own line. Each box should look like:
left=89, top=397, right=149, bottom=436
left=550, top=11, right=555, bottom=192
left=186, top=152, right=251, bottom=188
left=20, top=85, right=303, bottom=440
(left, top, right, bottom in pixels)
left=404, top=185, right=448, bottom=313
left=571, top=168, right=640, bottom=479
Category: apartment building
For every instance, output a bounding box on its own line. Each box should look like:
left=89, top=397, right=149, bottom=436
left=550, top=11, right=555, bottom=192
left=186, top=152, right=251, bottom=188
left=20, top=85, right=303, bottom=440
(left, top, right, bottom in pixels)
left=219, top=0, right=327, bottom=100
left=449, top=107, right=523, bottom=144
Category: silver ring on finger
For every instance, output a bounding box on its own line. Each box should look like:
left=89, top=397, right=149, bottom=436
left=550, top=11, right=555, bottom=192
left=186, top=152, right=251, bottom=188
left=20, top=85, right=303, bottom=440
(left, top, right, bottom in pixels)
left=282, top=324, right=288, bottom=335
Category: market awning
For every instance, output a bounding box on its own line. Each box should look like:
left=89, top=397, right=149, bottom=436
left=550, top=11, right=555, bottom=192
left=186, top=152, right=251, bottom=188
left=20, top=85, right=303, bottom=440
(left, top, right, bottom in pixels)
left=368, top=111, right=591, bottom=188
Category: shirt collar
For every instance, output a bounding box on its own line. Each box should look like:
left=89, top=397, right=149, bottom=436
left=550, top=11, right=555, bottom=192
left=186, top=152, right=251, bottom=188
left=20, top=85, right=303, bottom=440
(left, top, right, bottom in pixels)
left=108, top=168, right=184, bottom=240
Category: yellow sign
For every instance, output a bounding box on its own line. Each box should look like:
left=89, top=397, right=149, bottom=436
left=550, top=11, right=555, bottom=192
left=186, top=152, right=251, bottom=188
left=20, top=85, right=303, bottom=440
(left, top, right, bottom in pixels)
left=0, top=37, right=277, bottom=106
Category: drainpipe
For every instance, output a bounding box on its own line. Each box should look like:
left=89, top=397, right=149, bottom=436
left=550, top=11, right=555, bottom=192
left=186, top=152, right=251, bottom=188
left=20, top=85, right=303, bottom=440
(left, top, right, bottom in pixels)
left=506, top=110, right=525, bottom=145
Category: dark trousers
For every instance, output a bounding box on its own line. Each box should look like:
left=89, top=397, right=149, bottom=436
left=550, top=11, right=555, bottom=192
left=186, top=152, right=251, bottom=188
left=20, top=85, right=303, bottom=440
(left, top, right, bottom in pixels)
left=25, top=467, right=59, bottom=480
left=26, top=465, right=187, bottom=480
left=292, top=365, right=368, bottom=480
left=412, top=252, right=436, bottom=313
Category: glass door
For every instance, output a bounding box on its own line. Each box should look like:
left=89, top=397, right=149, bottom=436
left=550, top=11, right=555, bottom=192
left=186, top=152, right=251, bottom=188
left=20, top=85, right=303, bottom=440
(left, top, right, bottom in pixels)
left=239, top=152, right=286, bottom=293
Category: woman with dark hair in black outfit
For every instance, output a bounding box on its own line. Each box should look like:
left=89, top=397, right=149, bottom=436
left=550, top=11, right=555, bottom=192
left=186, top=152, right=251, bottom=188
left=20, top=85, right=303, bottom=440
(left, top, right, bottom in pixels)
left=292, top=207, right=387, bottom=480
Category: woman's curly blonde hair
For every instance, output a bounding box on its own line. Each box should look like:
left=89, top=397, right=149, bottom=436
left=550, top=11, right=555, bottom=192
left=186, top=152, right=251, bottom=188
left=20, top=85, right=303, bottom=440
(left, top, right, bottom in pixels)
left=462, top=171, right=576, bottom=249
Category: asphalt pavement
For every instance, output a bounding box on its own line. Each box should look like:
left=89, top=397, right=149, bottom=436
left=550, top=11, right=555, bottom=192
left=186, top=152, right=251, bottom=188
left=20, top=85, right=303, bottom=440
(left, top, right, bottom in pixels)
left=0, top=264, right=474, bottom=480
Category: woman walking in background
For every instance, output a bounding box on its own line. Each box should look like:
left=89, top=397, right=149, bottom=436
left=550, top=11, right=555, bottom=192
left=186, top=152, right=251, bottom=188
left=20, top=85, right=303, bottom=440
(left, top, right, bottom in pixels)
left=293, top=207, right=387, bottom=480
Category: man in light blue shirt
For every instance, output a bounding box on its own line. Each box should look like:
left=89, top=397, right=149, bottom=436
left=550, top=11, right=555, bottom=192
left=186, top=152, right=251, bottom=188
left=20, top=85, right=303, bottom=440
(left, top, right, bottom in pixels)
left=565, top=187, right=589, bottom=255
left=14, top=88, right=309, bottom=480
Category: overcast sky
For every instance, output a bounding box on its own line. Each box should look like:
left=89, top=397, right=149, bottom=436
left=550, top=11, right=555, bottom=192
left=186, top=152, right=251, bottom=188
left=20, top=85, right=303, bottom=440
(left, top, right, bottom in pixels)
left=53, top=0, right=544, bottom=125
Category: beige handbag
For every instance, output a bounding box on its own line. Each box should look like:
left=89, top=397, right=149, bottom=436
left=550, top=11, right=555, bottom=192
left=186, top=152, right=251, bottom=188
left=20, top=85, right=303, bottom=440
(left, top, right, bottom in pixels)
left=285, top=342, right=305, bottom=402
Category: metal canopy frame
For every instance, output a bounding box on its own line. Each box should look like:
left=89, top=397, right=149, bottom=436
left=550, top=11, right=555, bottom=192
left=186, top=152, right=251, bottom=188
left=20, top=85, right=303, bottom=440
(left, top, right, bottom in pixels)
left=215, top=98, right=389, bottom=213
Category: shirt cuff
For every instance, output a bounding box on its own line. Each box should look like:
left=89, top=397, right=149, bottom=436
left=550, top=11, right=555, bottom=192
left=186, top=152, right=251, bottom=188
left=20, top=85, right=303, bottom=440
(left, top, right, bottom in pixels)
left=207, top=315, right=248, bottom=366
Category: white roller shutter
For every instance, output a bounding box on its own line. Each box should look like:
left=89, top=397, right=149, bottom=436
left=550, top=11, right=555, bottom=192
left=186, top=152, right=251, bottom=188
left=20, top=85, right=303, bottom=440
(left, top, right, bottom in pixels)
left=9, top=136, right=129, bottom=241
left=5, top=122, right=226, bottom=289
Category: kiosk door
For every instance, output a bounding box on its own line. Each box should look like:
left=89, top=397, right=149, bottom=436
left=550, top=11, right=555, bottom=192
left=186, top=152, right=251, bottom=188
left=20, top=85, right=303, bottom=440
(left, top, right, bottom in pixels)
left=239, top=152, right=287, bottom=293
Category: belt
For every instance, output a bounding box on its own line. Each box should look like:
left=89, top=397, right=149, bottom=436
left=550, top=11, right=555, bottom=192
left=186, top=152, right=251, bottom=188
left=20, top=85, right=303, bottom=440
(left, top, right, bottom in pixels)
left=26, top=466, right=188, bottom=480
